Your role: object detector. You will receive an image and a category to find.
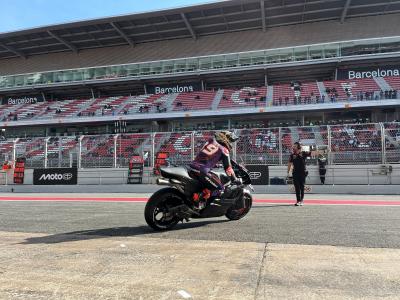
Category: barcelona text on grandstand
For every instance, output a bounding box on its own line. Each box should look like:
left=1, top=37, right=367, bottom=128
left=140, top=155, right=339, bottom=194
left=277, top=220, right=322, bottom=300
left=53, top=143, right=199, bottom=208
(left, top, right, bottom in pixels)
left=155, top=85, right=195, bottom=94
left=3, top=96, right=42, bottom=106
left=348, top=68, right=400, bottom=80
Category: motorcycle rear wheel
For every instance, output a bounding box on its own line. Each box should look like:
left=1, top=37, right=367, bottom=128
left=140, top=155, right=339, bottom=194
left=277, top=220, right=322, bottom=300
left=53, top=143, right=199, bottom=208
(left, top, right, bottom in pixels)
left=145, top=192, right=182, bottom=231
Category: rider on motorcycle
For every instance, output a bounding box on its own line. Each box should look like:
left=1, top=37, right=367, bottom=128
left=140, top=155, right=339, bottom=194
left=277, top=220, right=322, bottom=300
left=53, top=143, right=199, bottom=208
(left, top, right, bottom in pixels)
left=188, top=131, right=240, bottom=204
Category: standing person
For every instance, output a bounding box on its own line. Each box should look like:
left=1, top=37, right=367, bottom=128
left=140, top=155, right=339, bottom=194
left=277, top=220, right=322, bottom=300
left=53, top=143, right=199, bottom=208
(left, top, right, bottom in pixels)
left=287, top=142, right=312, bottom=206
left=318, top=152, right=327, bottom=184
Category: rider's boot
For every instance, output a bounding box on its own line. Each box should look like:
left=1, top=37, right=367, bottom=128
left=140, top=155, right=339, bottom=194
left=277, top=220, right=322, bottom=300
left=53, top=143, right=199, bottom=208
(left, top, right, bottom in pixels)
left=192, top=189, right=211, bottom=210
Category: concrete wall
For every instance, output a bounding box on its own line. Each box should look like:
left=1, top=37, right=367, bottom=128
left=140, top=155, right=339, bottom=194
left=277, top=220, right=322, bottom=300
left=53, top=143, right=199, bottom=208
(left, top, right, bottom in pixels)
left=2, top=165, right=398, bottom=186
left=269, top=164, right=400, bottom=186
left=3, top=168, right=155, bottom=186
left=1, top=165, right=399, bottom=195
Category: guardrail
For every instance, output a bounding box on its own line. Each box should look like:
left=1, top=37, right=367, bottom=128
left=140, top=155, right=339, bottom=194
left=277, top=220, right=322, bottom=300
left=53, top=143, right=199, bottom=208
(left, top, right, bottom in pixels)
left=0, top=171, right=8, bottom=186
left=299, top=167, right=400, bottom=186
left=77, top=168, right=154, bottom=185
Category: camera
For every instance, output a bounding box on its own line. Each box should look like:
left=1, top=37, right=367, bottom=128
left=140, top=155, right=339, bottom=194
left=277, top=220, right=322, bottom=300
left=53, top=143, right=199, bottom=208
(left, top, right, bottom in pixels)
left=301, top=145, right=316, bottom=152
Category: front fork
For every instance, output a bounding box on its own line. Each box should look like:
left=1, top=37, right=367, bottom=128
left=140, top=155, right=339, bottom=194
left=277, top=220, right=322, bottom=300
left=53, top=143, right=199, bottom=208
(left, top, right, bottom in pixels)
left=242, top=188, right=253, bottom=208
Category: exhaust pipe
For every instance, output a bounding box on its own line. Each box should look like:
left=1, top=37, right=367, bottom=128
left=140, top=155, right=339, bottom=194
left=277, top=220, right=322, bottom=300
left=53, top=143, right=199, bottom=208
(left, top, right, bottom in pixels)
left=156, top=178, right=170, bottom=185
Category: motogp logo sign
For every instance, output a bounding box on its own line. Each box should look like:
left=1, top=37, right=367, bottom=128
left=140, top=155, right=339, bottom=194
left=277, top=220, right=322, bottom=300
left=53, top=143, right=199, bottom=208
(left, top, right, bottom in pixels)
left=39, top=173, right=73, bottom=181
left=33, top=168, right=78, bottom=185
left=249, top=172, right=262, bottom=180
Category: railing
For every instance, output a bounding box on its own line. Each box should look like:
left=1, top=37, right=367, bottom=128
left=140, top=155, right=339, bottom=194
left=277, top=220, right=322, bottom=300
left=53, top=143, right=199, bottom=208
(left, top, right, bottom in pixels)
left=298, top=167, right=400, bottom=186
left=1, top=35, right=400, bottom=90
left=0, top=171, right=7, bottom=185
left=77, top=168, right=154, bottom=185
left=1, top=122, right=399, bottom=169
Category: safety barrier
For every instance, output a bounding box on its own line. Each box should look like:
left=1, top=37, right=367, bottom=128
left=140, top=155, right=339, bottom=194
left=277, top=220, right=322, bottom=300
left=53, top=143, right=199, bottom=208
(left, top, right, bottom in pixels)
left=1, top=122, right=399, bottom=169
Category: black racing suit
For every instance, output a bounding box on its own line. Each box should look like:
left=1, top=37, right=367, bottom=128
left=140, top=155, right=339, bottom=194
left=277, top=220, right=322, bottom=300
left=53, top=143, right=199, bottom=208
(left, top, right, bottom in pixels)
left=318, top=156, right=327, bottom=184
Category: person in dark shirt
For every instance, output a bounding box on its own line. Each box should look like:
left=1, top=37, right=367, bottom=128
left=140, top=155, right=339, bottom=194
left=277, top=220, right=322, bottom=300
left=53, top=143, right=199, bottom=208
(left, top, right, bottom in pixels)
left=318, top=152, right=327, bottom=184
left=287, top=142, right=312, bottom=206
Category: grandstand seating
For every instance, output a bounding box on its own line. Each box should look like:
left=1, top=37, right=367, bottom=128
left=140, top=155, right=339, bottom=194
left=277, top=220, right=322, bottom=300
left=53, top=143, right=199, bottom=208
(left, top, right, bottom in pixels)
left=0, top=104, right=14, bottom=119
left=172, top=91, right=216, bottom=111
left=0, top=140, right=13, bottom=161
left=1, top=122, right=398, bottom=166
left=300, top=82, right=320, bottom=99
left=323, top=78, right=380, bottom=101
left=118, top=95, right=152, bottom=114
left=3, top=101, right=49, bottom=121
left=273, top=83, right=295, bottom=105
left=80, top=96, right=127, bottom=116
left=153, top=132, right=193, bottom=165
left=218, top=87, right=267, bottom=109
left=116, top=134, right=151, bottom=158
left=281, top=132, right=294, bottom=153
left=0, top=77, right=398, bottom=124
left=384, top=76, right=400, bottom=90
left=330, top=124, right=382, bottom=152
left=83, top=135, right=114, bottom=158
left=350, top=78, right=380, bottom=94
left=235, top=128, right=280, bottom=164
left=12, top=137, right=47, bottom=168
left=156, top=132, right=191, bottom=155
left=37, top=98, right=89, bottom=119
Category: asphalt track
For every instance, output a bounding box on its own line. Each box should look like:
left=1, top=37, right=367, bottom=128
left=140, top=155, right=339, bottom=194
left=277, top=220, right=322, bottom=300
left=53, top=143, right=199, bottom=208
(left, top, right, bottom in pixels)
left=1, top=193, right=400, bottom=299
left=1, top=193, right=399, bottom=248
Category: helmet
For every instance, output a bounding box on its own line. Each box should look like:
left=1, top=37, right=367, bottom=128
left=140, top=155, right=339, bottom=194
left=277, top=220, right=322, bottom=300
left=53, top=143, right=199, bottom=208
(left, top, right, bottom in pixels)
left=214, top=131, right=239, bottom=151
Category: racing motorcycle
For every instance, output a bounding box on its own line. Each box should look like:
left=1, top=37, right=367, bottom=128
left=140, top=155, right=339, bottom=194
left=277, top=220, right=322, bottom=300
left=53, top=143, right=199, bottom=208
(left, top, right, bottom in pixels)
left=145, top=160, right=253, bottom=231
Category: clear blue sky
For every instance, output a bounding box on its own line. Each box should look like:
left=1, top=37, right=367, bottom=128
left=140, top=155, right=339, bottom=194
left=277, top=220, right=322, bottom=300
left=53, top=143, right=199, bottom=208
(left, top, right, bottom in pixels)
left=0, top=0, right=219, bottom=33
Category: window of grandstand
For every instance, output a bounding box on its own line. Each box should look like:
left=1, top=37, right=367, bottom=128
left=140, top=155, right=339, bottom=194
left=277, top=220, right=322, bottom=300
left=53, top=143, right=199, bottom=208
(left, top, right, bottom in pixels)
left=2, top=36, right=400, bottom=90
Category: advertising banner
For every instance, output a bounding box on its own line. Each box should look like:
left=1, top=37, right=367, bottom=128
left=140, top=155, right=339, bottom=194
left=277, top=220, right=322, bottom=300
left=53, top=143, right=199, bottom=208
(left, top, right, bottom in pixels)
left=245, top=165, right=269, bottom=185
left=337, top=66, right=400, bottom=80
left=147, top=82, right=202, bottom=94
left=33, top=168, right=78, bottom=185
left=1, top=95, right=44, bottom=105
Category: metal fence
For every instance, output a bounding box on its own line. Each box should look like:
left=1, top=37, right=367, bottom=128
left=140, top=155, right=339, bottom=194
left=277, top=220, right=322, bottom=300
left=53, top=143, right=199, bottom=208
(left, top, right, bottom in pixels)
left=1, top=122, right=399, bottom=169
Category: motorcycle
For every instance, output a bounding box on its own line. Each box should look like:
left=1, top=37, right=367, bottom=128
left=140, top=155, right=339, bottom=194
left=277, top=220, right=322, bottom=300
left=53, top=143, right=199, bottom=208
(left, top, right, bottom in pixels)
left=144, top=160, right=253, bottom=231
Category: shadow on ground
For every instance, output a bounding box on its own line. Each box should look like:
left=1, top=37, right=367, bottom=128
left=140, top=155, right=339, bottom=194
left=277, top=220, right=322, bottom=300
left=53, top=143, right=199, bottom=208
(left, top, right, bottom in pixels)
left=21, top=219, right=230, bottom=245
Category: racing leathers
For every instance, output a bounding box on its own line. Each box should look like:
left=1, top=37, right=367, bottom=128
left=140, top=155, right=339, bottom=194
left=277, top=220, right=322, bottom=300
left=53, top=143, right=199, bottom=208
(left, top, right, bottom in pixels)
left=189, top=138, right=237, bottom=200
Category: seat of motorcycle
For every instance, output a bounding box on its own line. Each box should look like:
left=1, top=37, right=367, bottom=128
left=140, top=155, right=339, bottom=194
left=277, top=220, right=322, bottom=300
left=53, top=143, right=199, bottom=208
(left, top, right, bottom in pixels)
left=160, top=167, right=193, bottom=181
left=160, top=167, right=203, bottom=193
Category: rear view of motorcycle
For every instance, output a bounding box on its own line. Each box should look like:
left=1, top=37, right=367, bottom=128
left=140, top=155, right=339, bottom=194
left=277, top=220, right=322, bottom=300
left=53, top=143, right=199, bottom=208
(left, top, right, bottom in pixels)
left=144, top=160, right=253, bottom=230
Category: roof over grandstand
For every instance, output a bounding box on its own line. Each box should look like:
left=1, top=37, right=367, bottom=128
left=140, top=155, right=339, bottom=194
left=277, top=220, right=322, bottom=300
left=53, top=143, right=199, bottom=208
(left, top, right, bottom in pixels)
left=1, top=0, right=400, bottom=60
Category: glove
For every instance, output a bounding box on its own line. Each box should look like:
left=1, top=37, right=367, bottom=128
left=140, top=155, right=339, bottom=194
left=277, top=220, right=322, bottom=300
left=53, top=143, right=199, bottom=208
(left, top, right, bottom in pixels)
left=232, top=178, right=242, bottom=185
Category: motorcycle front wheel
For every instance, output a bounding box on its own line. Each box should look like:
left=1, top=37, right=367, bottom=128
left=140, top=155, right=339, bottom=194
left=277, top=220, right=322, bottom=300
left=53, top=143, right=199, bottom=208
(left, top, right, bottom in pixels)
left=225, top=193, right=252, bottom=221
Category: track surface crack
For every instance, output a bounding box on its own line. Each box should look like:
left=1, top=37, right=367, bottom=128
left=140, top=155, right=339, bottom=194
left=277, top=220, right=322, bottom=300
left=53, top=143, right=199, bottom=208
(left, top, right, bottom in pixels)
left=254, top=242, right=268, bottom=300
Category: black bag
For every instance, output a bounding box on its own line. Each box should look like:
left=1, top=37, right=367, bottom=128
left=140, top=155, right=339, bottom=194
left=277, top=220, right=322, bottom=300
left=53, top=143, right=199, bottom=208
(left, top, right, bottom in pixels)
left=270, top=177, right=286, bottom=185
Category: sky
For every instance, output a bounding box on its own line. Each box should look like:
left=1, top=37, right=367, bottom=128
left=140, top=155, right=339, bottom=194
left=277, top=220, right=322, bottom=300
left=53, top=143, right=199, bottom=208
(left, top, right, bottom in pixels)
left=0, top=0, right=220, bottom=33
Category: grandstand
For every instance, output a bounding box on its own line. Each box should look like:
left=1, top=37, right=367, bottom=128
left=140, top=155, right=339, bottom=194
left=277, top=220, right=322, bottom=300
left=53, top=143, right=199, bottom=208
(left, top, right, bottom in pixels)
left=1, top=0, right=400, bottom=168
